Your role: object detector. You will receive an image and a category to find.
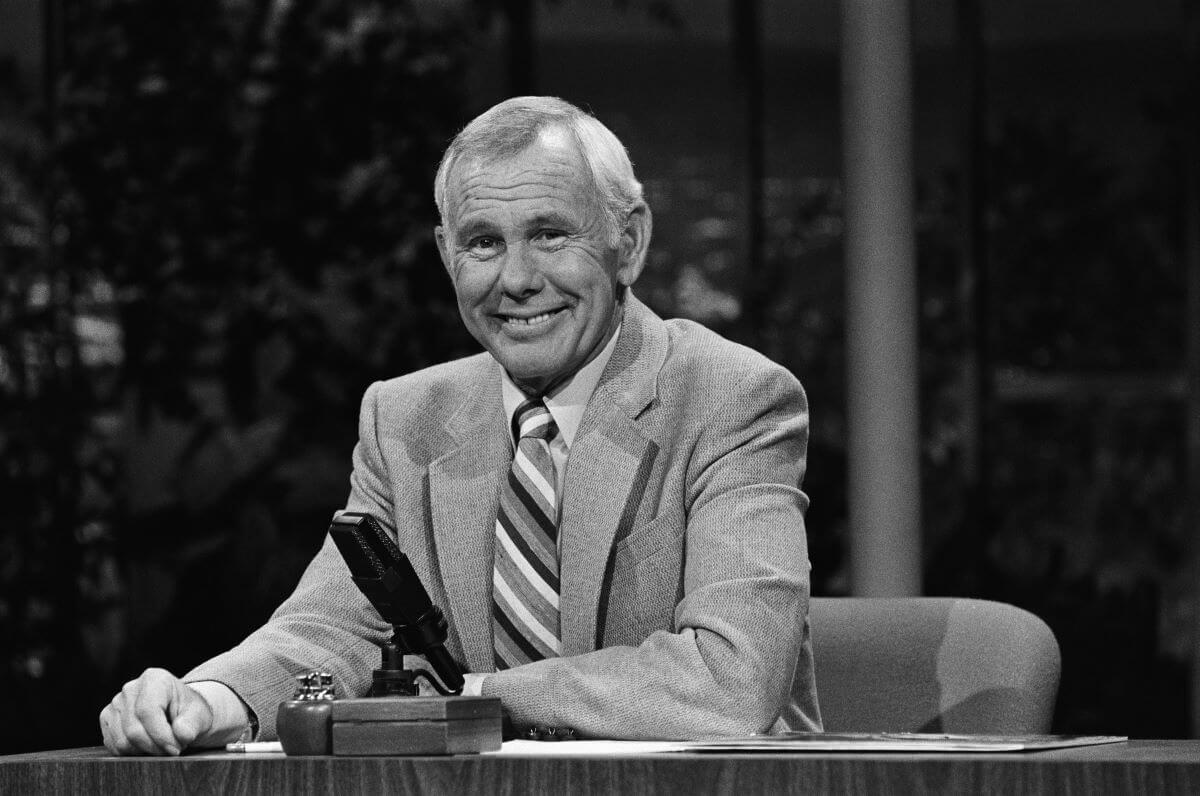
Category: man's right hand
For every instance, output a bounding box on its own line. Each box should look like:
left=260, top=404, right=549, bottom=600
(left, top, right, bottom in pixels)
left=99, top=668, right=214, bottom=756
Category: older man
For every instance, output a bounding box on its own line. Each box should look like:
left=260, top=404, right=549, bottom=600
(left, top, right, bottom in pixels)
left=100, top=96, right=821, bottom=755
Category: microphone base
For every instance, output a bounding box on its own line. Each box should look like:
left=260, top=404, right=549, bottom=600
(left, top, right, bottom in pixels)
left=367, top=667, right=420, bottom=697
left=368, top=639, right=460, bottom=697
left=330, top=696, right=503, bottom=755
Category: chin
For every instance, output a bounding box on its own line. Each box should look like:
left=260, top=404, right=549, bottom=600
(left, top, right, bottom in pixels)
left=497, top=356, right=553, bottom=382
left=512, top=365, right=561, bottom=383
left=495, top=343, right=561, bottom=373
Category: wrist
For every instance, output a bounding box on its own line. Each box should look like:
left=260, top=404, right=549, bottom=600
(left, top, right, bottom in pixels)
left=187, top=681, right=255, bottom=747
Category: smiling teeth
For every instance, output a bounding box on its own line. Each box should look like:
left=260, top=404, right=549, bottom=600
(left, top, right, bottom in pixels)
left=506, top=311, right=556, bottom=326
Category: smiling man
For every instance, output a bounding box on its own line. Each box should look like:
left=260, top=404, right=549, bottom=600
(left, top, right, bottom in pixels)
left=435, top=122, right=645, bottom=397
left=100, top=97, right=821, bottom=754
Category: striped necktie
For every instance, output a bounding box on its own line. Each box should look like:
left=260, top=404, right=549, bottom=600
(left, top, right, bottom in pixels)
left=492, top=399, right=561, bottom=670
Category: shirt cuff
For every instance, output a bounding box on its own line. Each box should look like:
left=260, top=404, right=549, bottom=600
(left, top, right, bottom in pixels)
left=461, top=673, right=488, bottom=697
left=187, top=680, right=254, bottom=746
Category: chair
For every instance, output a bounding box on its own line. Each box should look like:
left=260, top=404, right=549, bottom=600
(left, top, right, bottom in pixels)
left=808, top=597, right=1061, bottom=734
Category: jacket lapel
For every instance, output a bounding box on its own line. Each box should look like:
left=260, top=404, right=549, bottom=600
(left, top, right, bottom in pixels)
left=559, top=296, right=669, bottom=654
left=428, top=362, right=508, bottom=672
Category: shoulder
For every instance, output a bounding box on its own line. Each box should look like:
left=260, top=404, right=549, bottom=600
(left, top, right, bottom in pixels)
left=361, top=351, right=496, bottom=421
left=659, top=318, right=805, bottom=407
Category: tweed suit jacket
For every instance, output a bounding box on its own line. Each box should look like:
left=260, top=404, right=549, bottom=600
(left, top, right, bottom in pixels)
left=185, top=295, right=822, bottom=740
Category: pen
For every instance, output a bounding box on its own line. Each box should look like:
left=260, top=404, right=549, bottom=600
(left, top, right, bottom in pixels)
left=225, top=740, right=285, bottom=753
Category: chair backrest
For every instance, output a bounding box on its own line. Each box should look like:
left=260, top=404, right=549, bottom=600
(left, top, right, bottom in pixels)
left=809, top=597, right=1061, bottom=734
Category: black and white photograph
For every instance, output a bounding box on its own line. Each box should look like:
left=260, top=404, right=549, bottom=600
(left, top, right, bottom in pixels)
left=1, top=0, right=1197, bottom=791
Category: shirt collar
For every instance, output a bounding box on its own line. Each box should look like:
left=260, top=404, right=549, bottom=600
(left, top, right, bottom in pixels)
left=501, top=323, right=622, bottom=449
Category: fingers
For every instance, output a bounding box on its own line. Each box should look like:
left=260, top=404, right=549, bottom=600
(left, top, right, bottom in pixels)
left=100, top=688, right=152, bottom=756
left=134, top=671, right=184, bottom=754
left=98, top=668, right=192, bottom=756
left=99, top=702, right=124, bottom=755
left=167, top=689, right=213, bottom=750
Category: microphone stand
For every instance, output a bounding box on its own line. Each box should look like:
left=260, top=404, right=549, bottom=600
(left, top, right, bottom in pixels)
left=368, top=606, right=460, bottom=698
left=369, top=638, right=417, bottom=697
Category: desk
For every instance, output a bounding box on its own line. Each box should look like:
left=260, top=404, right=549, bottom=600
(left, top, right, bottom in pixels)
left=1, top=742, right=1198, bottom=794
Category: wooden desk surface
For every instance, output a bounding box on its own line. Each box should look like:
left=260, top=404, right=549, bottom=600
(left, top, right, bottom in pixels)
left=2, top=741, right=1198, bottom=794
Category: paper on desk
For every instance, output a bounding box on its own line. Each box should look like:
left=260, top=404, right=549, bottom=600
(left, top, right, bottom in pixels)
left=492, top=733, right=1129, bottom=756
left=490, top=740, right=689, bottom=756
left=681, top=732, right=1131, bottom=753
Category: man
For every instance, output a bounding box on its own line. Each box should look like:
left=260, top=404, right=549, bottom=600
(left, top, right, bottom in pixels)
left=100, top=96, right=821, bottom=755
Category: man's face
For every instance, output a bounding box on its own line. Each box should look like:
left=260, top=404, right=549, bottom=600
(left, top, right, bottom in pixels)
left=436, top=131, right=645, bottom=395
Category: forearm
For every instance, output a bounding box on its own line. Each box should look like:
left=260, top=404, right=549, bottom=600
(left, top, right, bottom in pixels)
left=483, top=526, right=810, bottom=742
left=482, top=596, right=805, bottom=740
left=183, top=533, right=392, bottom=739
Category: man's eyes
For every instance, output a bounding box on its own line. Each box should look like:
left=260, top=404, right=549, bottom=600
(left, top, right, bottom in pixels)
left=463, top=230, right=566, bottom=256
left=533, top=229, right=566, bottom=245
left=466, top=236, right=501, bottom=255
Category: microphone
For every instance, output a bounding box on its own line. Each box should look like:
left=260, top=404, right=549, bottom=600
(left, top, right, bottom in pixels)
left=328, top=511, right=464, bottom=694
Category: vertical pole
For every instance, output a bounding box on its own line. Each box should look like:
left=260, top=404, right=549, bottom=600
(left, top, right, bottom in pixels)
left=1183, top=0, right=1200, bottom=741
left=840, top=0, right=922, bottom=596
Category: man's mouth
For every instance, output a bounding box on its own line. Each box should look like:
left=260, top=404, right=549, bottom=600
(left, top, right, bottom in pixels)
left=499, top=308, right=565, bottom=327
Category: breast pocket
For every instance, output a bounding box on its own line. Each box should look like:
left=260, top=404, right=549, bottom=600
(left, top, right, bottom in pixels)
left=607, top=511, right=686, bottom=643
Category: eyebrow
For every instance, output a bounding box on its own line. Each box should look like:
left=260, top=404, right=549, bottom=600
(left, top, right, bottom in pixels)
left=526, top=211, right=576, bottom=231
left=452, top=217, right=494, bottom=244
left=453, top=210, right=579, bottom=244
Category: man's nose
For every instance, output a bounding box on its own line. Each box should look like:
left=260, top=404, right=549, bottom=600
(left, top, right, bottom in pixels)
left=498, top=243, right=543, bottom=297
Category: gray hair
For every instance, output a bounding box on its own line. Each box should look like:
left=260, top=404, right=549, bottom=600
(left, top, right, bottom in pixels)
left=433, top=96, right=644, bottom=243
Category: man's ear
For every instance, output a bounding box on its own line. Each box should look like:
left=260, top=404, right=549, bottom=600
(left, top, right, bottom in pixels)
left=615, top=202, right=652, bottom=288
left=435, top=225, right=453, bottom=277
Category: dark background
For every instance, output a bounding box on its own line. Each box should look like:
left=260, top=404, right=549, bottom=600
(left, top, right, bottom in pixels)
left=0, top=0, right=1196, bottom=752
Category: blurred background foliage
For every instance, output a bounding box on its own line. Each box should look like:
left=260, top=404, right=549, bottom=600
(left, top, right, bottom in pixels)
left=0, top=0, right=1194, bottom=751
left=3, top=0, right=481, bottom=752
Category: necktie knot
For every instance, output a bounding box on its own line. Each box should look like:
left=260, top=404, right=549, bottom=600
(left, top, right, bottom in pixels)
left=514, top=400, right=557, bottom=443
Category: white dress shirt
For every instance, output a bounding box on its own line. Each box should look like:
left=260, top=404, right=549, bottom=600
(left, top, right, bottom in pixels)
left=500, top=322, right=622, bottom=509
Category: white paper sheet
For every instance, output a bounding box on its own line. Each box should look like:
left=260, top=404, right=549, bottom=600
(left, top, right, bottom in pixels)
left=489, top=740, right=689, bottom=756
left=490, top=733, right=1130, bottom=756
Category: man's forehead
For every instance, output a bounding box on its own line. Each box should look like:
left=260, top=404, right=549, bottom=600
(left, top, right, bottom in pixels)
left=444, top=130, right=595, bottom=219
left=454, top=129, right=581, bottom=184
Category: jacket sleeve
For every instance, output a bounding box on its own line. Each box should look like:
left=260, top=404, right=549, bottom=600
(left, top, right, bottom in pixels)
left=183, top=381, right=395, bottom=740
left=480, top=363, right=819, bottom=739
